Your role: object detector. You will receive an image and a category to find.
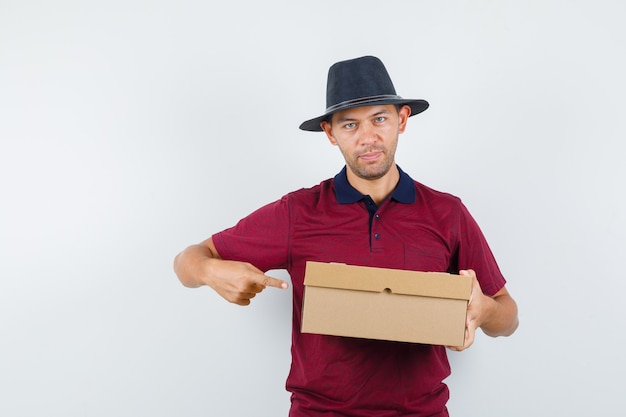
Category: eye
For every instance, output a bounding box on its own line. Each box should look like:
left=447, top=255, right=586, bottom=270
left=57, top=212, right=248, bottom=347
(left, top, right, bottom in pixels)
left=375, top=116, right=386, bottom=123
left=344, top=122, right=356, bottom=129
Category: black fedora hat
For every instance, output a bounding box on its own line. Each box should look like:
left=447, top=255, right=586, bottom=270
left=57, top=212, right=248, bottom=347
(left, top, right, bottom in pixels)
left=299, top=56, right=429, bottom=132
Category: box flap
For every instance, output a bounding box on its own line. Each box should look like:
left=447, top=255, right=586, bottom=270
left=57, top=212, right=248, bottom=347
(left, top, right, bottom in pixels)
left=304, top=261, right=472, bottom=300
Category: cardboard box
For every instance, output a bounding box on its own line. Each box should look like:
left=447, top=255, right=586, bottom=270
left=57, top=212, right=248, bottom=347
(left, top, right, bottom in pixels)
left=301, top=261, right=472, bottom=347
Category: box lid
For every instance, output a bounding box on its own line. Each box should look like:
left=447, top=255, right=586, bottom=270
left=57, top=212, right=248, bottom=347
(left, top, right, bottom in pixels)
left=304, top=261, right=472, bottom=300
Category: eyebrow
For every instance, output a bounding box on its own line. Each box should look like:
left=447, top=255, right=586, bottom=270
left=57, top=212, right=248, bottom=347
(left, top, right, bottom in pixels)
left=335, top=109, right=391, bottom=124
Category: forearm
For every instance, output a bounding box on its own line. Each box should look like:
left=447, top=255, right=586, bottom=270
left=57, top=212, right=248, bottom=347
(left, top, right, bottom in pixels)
left=480, top=294, right=519, bottom=337
left=173, top=240, right=288, bottom=305
left=173, top=243, right=217, bottom=288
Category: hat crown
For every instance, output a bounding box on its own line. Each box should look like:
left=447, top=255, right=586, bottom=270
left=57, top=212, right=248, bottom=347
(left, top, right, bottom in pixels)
left=326, top=56, right=399, bottom=111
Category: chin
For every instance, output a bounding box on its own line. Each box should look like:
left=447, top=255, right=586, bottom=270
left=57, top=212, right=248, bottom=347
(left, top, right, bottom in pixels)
left=355, top=167, right=390, bottom=180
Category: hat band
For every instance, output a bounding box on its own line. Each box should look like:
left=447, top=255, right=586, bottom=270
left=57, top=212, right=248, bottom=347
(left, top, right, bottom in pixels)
left=325, top=94, right=403, bottom=114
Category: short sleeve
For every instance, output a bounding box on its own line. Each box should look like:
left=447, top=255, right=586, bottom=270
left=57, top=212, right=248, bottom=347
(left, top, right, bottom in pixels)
left=212, top=195, right=291, bottom=272
left=455, top=201, right=507, bottom=296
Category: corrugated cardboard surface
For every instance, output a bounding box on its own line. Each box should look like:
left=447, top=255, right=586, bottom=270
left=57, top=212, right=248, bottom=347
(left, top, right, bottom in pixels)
left=301, top=261, right=472, bottom=347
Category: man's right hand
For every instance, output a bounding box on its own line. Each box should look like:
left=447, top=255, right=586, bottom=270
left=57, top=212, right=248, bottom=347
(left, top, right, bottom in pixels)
left=205, top=258, right=288, bottom=306
left=173, top=238, right=289, bottom=306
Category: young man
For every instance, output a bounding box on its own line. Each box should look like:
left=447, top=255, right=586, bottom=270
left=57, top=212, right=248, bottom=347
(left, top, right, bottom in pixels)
left=174, top=56, right=518, bottom=416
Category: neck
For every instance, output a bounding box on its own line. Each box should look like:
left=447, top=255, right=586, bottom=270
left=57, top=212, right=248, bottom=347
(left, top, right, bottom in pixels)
left=346, top=164, right=400, bottom=205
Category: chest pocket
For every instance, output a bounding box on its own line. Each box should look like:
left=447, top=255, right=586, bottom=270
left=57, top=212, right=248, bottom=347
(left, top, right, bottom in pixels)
left=404, top=244, right=450, bottom=272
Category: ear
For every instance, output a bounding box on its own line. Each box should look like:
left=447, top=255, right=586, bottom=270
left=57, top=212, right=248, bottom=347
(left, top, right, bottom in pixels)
left=320, top=120, right=338, bottom=145
left=397, top=105, right=411, bottom=133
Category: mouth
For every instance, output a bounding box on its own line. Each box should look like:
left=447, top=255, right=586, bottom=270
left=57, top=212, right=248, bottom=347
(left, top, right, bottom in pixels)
left=358, top=151, right=383, bottom=162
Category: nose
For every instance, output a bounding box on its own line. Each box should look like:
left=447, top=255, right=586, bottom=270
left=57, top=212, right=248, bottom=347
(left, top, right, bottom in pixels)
left=358, top=121, right=378, bottom=146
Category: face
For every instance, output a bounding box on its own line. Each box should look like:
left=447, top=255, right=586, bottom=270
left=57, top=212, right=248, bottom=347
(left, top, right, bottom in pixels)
left=321, top=104, right=410, bottom=181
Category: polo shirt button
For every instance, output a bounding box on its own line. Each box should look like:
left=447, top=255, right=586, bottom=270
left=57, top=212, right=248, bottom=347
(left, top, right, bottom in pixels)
left=375, top=214, right=380, bottom=219
left=374, top=233, right=380, bottom=239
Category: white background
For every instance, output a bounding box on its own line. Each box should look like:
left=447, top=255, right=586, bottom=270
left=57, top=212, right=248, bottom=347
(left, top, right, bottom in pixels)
left=1, top=1, right=625, bottom=416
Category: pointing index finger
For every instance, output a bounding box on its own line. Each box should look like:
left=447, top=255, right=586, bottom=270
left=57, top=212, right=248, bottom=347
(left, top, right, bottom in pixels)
left=261, top=275, right=289, bottom=290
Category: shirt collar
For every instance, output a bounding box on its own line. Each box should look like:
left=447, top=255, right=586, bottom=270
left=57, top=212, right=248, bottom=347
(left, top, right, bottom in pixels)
left=333, top=165, right=416, bottom=204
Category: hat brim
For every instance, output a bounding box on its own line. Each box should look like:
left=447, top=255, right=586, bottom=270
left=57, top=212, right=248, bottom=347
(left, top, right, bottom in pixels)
left=299, top=98, right=429, bottom=132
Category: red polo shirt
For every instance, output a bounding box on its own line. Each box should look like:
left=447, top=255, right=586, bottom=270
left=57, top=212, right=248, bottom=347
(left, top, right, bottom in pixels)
left=213, top=166, right=506, bottom=416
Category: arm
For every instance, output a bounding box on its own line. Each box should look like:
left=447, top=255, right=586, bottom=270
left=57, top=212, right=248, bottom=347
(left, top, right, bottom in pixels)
left=173, top=237, right=288, bottom=306
left=449, top=269, right=519, bottom=351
